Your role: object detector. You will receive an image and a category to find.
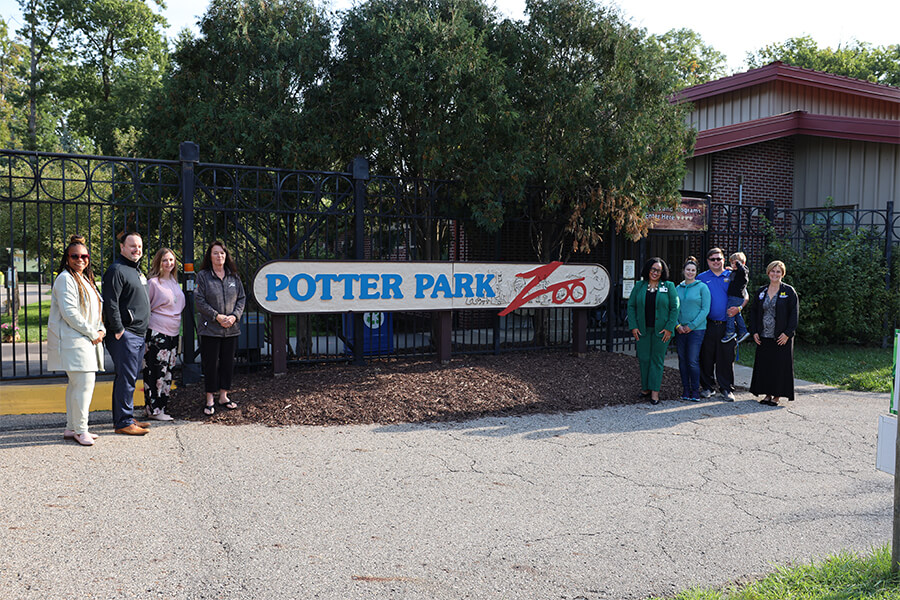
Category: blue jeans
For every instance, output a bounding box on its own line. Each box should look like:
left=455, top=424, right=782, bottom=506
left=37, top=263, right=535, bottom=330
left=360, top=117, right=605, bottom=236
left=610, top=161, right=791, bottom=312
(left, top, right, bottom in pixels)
left=676, top=328, right=705, bottom=394
left=724, top=296, right=748, bottom=338
left=106, top=329, right=145, bottom=429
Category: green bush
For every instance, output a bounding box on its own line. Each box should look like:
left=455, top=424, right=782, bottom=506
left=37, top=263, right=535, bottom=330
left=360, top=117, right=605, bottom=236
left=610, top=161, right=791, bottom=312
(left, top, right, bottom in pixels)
left=766, top=226, right=890, bottom=345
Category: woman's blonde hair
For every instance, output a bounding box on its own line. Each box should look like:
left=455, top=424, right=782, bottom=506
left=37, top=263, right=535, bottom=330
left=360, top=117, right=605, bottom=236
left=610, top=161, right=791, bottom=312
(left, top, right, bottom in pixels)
left=148, top=248, right=179, bottom=280
left=766, top=260, right=787, bottom=276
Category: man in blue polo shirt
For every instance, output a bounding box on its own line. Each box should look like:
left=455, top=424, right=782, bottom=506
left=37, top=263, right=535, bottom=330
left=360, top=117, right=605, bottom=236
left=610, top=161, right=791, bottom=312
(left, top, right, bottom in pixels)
left=697, top=247, right=747, bottom=401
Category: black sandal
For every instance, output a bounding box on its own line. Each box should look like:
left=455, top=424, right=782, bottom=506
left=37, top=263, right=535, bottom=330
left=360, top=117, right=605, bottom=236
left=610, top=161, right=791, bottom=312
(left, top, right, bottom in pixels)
left=218, top=398, right=237, bottom=410
left=203, top=402, right=215, bottom=416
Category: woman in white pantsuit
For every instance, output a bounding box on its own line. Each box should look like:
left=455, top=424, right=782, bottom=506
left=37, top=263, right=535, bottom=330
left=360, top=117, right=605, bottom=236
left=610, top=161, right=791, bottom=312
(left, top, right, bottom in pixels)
left=47, top=235, right=106, bottom=446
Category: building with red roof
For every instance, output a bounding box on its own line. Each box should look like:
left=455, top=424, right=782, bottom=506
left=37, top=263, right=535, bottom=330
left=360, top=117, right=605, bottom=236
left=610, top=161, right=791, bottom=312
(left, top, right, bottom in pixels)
left=676, top=61, right=900, bottom=212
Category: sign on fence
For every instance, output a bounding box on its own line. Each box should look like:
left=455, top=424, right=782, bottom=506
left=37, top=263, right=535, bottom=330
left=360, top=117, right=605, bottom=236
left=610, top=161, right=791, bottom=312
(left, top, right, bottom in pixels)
left=647, top=197, right=708, bottom=231
left=253, top=261, right=610, bottom=315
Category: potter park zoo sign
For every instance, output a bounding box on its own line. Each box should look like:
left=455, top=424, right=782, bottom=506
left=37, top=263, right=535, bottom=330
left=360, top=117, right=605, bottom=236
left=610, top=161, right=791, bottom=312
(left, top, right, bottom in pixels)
left=253, top=261, right=611, bottom=318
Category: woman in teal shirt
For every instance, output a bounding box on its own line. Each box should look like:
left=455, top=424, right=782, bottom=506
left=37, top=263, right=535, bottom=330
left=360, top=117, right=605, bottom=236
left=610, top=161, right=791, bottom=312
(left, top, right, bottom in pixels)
left=627, top=258, right=679, bottom=404
left=674, top=257, right=710, bottom=401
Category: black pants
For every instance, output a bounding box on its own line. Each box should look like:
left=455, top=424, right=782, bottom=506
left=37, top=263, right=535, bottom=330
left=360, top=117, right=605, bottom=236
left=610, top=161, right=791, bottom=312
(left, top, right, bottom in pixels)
left=699, top=319, right=736, bottom=393
left=200, top=335, right=238, bottom=394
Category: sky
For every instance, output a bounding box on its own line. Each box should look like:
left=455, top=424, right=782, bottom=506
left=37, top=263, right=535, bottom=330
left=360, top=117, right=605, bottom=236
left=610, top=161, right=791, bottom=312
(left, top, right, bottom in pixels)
left=2, top=0, right=898, bottom=74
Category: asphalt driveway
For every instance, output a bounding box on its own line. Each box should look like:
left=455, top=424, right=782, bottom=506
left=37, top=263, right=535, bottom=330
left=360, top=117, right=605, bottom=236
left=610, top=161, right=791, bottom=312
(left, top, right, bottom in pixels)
left=0, top=382, right=891, bottom=599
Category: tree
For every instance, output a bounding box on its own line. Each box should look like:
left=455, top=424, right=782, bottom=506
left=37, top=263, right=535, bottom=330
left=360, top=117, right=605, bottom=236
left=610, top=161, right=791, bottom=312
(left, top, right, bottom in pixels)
left=58, top=0, right=168, bottom=155
left=0, top=20, right=27, bottom=148
left=648, top=27, right=728, bottom=90
left=16, top=0, right=71, bottom=150
left=494, top=0, right=695, bottom=261
left=746, top=36, right=900, bottom=87
left=874, top=44, right=900, bottom=87
left=141, top=0, right=332, bottom=167
left=319, top=0, right=520, bottom=240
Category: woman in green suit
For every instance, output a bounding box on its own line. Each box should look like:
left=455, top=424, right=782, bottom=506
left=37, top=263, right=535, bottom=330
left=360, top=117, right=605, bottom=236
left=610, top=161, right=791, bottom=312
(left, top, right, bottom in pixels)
left=627, top=258, right=680, bottom=404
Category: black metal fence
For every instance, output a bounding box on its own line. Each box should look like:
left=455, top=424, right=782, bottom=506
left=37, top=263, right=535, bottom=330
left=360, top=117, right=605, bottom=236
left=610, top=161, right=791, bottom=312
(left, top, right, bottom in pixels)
left=2, top=144, right=897, bottom=381
left=0, top=147, right=578, bottom=380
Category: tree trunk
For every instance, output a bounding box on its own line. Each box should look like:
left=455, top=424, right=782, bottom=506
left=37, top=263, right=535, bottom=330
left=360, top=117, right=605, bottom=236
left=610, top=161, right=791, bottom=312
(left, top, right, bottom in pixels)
left=28, top=23, right=37, bottom=150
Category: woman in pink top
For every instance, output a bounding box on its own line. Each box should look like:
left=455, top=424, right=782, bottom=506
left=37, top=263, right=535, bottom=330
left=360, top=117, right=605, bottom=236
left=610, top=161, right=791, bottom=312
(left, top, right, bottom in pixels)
left=142, top=248, right=185, bottom=420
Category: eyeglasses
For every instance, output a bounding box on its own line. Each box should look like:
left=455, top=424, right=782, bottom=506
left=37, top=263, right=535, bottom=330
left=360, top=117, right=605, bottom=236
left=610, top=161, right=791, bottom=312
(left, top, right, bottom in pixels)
left=69, top=254, right=90, bottom=260
left=708, top=257, right=723, bottom=262
left=649, top=268, right=662, bottom=273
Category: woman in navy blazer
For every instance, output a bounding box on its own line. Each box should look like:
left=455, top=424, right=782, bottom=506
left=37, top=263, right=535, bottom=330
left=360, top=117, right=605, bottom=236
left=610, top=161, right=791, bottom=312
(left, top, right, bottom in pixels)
left=627, top=258, right=680, bottom=405
left=748, top=260, right=799, bottom=405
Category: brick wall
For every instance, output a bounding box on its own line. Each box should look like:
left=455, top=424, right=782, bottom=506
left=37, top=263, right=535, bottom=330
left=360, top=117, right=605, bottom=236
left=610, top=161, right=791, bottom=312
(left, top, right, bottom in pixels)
left=711, top=138, right=794, bottom=208
left=709, top=138, right=795, bottom=271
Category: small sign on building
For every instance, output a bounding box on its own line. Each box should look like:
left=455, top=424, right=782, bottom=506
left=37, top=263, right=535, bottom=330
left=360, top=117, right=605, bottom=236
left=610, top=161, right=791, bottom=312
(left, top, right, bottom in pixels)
left=647, top=196, right=708, bottom=232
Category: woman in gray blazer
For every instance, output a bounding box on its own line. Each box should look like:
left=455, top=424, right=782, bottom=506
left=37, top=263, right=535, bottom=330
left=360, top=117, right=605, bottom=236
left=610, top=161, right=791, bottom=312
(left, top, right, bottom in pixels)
left=195, top=240, right=246, bottom=415
left=48, top=235, right=106, bottom=446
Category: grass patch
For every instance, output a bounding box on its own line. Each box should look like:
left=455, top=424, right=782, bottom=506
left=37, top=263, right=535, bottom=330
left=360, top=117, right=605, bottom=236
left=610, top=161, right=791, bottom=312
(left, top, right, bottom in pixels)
left=651, top=546, right=900, bottom=599
left=1, top=300, right=51, bottom=343
left=736, top=342, right=892, bottom=393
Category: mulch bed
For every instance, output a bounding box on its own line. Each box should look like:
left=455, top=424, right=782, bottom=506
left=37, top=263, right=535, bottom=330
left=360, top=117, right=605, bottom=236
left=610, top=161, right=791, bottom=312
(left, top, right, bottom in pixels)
left=167, top=351, right=683, bottom=426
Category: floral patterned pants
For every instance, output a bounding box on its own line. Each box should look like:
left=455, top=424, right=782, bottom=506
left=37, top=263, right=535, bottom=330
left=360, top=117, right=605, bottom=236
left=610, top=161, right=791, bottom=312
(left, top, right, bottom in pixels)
left=143, top=330, right=179, bottom=411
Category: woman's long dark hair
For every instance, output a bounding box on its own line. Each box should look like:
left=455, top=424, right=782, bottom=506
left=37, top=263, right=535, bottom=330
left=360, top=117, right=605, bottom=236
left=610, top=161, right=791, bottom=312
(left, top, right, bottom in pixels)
left=640, top=257, right=670, bottom=282
left=57, top=234, right=99, bottom=312
left=199, top=239, right=239, bottom=277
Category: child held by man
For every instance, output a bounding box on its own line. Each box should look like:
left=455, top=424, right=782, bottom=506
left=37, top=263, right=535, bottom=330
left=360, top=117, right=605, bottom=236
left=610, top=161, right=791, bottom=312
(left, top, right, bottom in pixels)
left=722, top=251, right=750, bottom=343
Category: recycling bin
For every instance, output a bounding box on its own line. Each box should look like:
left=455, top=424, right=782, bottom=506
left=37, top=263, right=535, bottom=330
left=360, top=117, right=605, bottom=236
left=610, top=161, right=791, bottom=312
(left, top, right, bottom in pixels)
left=342, top=312, right=394, bottom=355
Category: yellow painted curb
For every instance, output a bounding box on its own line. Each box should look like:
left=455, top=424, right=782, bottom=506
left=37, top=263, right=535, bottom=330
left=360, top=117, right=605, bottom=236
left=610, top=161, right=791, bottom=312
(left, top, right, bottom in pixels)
left=1, top=381, right=147, bottom=415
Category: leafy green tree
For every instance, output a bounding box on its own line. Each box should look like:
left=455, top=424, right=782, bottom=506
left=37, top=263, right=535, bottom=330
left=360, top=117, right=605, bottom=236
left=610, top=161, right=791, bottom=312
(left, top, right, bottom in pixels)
left=648, top=27, right=728, bottom=90
left=141, top=0, right=332, bottom=167
left=873, top=44, right=900, bottom=87
left=746, top=36, right=900, bottom=87
left=494, top=0, right=695, bottom=260
left=0, top=20, right=27, bottom=148
left=16, top=0, right=72, bottom=150
left=57, top=0, right=168, bottom=155
left=320, top=0, right=520, bottom=237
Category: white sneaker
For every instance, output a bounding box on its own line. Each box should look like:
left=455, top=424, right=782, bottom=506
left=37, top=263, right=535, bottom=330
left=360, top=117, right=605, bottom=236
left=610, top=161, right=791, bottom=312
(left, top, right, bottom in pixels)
left=699, top=389, right=714, bottom=399
left=73, top=432, right=95, bottom=446
left=64, top=430, right=99, bottom=440
left=722, top=391, right=736, bottom=402
left=148, top=407, right=174, bottom=421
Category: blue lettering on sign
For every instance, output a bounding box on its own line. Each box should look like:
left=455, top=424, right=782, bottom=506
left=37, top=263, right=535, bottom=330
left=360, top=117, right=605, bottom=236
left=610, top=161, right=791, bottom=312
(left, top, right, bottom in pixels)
left=432, top=274, right=453, bottom=298
left=266, top=274, right=289, bottom=301
left=265, top=271, right=497, bottom=303
left=359, top=273, right=380, bottom=299
left=454, top=273, right=474, bottom=297
left=382, top=274, right=403, bottom=299
left=289, top=273, right=315, bottom=301
left=315, top=274, right=336, bottom=300
left=334, top=274, right=360, bottom=299
left=476, top=274, right=495, bottom=297
left=415, top=274, right=434, bottom=298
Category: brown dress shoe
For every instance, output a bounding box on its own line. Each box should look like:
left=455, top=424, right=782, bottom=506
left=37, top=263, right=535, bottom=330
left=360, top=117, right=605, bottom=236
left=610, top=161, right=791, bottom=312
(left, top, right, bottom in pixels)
left=133, top=420, right=150, bottom=429
left=115, top=424, right=149, bottom=436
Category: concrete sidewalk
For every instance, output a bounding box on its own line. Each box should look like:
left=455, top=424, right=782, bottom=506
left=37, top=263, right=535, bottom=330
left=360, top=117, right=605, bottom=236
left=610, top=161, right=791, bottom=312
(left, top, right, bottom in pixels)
left=663, top=354, right=802, bottom=391
left=0, top=381, right=891, bottom=599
